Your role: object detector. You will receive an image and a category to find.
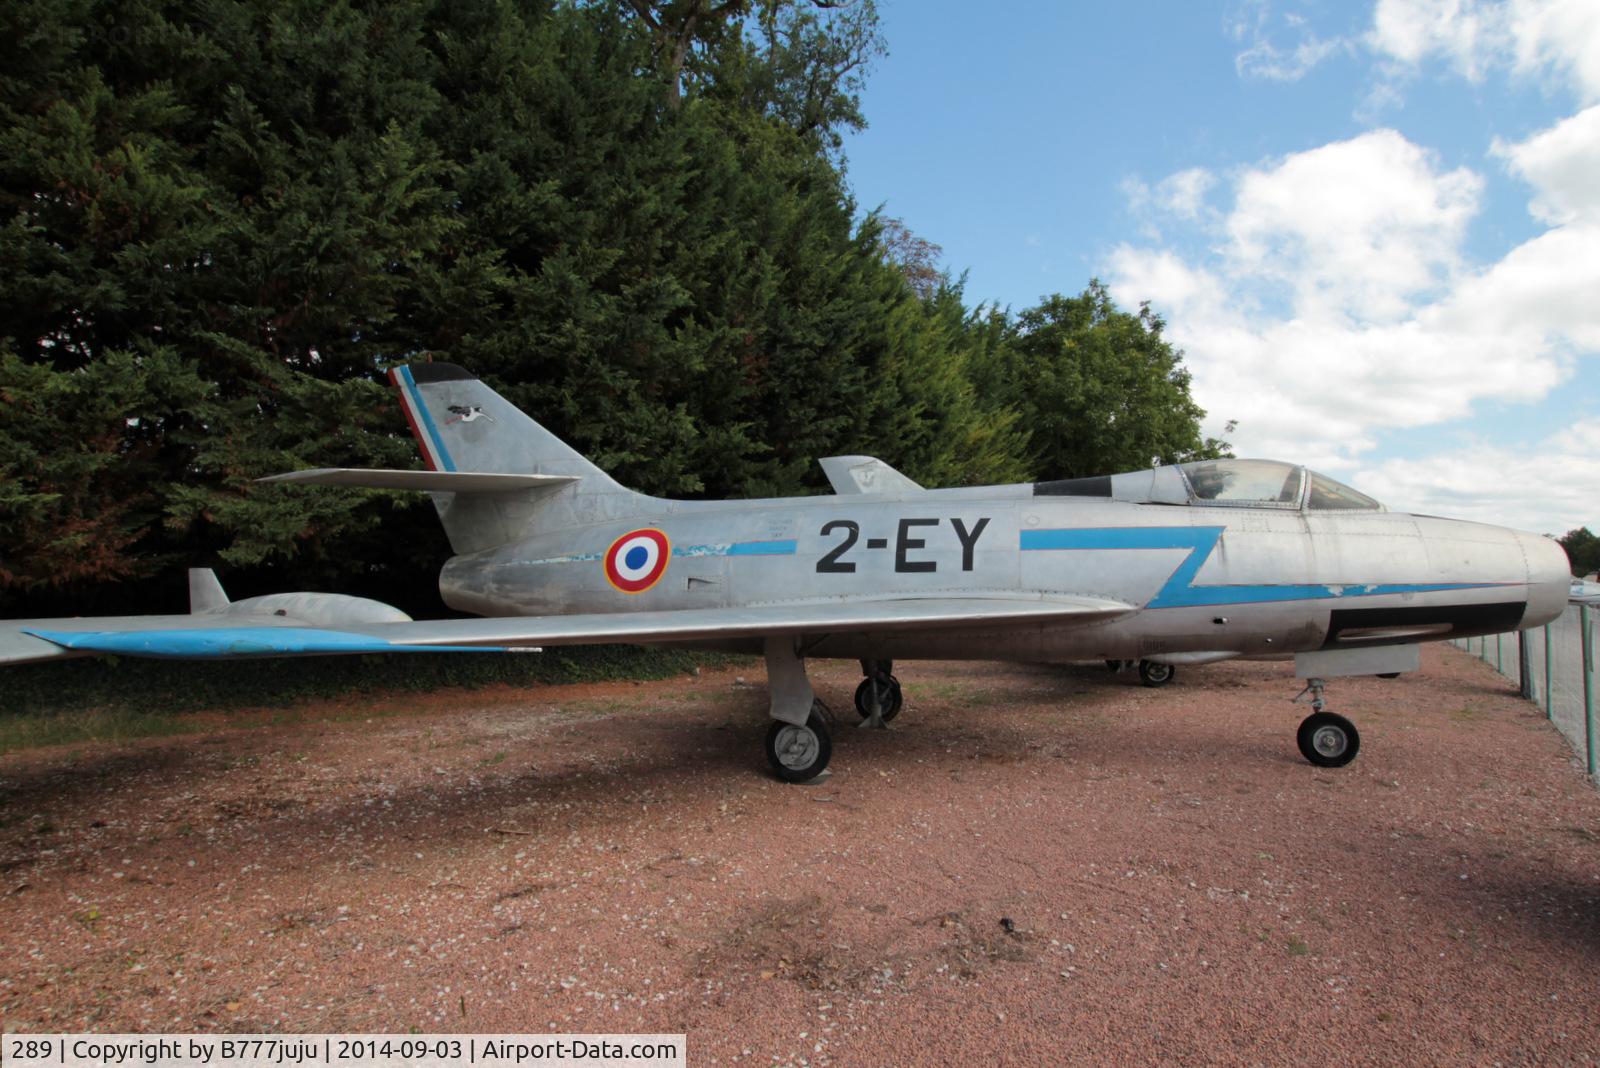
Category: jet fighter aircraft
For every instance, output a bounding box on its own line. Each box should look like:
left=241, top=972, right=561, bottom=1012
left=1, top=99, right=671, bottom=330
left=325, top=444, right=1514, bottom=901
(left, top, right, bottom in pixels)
left=1, top=363, right=1572, bottom=781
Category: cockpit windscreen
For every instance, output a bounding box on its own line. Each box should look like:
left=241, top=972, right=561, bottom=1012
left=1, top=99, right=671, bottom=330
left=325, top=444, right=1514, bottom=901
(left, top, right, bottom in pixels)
left=1173, top=460, right=1381, bottom=510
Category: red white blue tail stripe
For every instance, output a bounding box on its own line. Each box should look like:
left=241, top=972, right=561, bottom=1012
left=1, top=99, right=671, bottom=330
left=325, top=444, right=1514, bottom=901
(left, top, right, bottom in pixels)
left=389, top=365, right=457, bottom=471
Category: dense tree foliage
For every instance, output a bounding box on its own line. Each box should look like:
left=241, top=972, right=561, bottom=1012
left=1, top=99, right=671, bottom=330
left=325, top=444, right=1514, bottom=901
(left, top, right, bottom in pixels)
left=970, top=283, right=1227, bottom=479
left=1558, top=528, right=1599, bottom=578
left=0, top=0, right=1220, bottom=617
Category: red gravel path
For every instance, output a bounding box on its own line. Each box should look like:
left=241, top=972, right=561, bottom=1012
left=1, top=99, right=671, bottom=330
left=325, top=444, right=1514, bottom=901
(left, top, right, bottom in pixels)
left=2, top=645, right=1598, bottom=1066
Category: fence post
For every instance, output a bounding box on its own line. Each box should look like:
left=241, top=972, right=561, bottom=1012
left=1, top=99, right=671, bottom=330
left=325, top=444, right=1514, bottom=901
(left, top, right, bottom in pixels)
left=1496, top=632, right=1503, bottom=674
left=1583, top=604, right=1594, bottom=779
left=1545, top=623, right=1554, bottom=720
left=1519, top=631, right=1533, bottom=699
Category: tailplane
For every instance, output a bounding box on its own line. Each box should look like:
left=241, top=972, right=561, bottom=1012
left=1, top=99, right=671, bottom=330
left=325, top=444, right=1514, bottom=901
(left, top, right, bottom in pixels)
left=263, top=364, right=650, bottom=555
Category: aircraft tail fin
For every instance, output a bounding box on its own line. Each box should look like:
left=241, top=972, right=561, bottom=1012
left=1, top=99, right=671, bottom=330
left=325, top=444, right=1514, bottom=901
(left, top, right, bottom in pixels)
left=385, top=364, right=650, bottom=554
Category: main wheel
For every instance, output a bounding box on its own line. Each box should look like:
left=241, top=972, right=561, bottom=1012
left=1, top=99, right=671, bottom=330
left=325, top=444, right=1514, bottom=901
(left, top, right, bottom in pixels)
left=1296, top=711, right=1360, bottom=768
left=766, top=708, right=834, bottom=782
left=1138, top=659, right=1175, bottom=687
left=854, top=676, right=903, bottom=722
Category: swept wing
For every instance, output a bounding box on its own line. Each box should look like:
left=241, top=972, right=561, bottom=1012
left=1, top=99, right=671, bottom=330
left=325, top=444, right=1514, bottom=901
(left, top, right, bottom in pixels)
left=14, top=594, right=1132, bottom=661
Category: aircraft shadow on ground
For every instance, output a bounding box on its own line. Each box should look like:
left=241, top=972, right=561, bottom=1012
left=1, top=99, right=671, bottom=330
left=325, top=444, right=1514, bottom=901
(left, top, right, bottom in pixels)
left=0, top=678, right=1244, bottom=860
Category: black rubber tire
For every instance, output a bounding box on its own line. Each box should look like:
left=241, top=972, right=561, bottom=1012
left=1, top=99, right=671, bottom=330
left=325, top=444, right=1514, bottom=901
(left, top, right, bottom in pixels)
left=766, top=708, right=833, bottom=782
left=1138, top=659, right=1175, bottom=687
left=1296, top=711, right=1360, bottom=768
left=853, top=676, right=903, bottom=722
left=1376, top=672, right=1400, bottom=679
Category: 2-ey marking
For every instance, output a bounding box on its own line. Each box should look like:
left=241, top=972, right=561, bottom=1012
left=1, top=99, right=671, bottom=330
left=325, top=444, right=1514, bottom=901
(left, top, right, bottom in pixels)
left=816, top=517, right=990, bottom=573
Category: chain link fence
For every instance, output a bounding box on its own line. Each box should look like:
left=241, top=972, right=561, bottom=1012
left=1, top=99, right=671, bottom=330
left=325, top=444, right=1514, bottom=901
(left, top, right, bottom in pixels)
left=1452, top=596, right=1597, bottom=783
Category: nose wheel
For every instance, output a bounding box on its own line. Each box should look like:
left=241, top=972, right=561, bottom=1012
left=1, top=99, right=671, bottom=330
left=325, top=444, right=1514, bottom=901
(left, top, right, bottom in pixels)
left=1296, top=711, right=1360, bottom=767
left=1292, top=677, right=1360, bottom=768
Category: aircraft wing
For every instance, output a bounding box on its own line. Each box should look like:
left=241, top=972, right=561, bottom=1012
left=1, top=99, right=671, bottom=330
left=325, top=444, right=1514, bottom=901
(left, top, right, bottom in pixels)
left=13, top=594, right=1133, bottom=661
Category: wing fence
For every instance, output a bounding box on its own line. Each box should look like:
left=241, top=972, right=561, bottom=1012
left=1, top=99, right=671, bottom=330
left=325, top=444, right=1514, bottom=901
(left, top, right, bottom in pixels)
left=1452, top=597, right=1596, bottom=785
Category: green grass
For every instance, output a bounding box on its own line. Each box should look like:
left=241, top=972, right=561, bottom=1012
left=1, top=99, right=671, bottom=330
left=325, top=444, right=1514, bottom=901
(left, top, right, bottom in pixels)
left=0, top=645, right=748, bottom=754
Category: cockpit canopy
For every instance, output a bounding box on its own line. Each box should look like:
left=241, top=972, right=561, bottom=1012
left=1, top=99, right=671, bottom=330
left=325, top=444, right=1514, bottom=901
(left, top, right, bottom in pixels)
left=1036, top=459, right=1383, bottom=511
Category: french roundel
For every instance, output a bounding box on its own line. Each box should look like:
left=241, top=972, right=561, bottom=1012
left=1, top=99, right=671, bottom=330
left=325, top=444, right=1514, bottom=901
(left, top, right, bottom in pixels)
left=604, top=528, right=671, bottom=593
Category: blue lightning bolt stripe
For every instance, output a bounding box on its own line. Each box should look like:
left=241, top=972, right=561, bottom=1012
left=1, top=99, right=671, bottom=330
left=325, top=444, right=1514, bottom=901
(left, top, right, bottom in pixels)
left=395, top=364, right=457, bottom=472
left=1020, top=526, right=1507, bottom=608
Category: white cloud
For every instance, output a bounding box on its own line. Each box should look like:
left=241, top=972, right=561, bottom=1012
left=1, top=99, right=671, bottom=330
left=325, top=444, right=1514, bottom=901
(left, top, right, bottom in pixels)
left=1122, top=168, right=1217, bottom=224
left=1368, top=0, right=1600, bottom=101
left=1369, top=0, right=1499, bottom=77
left=1225, top=130, right=1481, bottom=320
left=1106, top=125, right=1597, bottom=476
left=1230, top=1, right=1347, bottom=81
left=1493, top=104, right=1600, bottom=224
left=1157, top=168, right=1217, bottom=219
left=1353, top=419, right=1600, bottom=533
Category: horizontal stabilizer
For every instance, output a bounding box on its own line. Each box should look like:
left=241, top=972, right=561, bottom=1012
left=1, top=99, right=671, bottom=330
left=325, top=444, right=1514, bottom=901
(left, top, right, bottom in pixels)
left=258, top=468, right=579, bottom=493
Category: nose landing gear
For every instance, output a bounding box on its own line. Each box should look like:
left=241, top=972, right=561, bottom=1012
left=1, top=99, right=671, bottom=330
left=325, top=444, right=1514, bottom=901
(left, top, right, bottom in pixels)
left=1292, top=677, right=1360, bottom=768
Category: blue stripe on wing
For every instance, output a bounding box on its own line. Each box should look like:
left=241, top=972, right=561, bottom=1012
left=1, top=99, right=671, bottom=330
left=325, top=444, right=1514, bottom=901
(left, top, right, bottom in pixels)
left=24, top=627, right=513, bottom=659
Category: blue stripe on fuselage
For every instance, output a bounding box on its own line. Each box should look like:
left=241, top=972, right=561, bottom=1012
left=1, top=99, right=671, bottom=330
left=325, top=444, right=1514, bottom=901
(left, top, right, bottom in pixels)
left=725, top=539, right=798, bottom=556
left=396, top=364, right=457, bottom=472
left=1019, top=526, right=1503, bottom=608
left=674, top=539, right=798, bottom=558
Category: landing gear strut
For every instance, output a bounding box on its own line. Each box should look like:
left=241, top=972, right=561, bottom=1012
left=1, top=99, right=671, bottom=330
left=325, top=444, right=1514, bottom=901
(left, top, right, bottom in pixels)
left=1292, top=677, right=1360, bottom=768
left=763, top=636, right=833, bottom=782
left=854, top=659, right=902, bottom=727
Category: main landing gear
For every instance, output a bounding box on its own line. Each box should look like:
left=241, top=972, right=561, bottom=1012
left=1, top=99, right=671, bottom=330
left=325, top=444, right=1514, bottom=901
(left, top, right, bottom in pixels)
left=1292, top=677, right=1360, bottom=768
left=759, top=645, right=912, bottom=782
left=762, top=636, right=837, bottom=782
left=766, top=705, right=834, bottom=783
left=855, top=659, right=902, bottom=726
left=1106, top=659, right=1177, bottom=688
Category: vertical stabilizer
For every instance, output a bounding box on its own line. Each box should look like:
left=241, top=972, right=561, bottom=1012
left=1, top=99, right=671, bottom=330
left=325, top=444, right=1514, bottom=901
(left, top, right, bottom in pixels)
left=387, top=364, right=650, bottom=553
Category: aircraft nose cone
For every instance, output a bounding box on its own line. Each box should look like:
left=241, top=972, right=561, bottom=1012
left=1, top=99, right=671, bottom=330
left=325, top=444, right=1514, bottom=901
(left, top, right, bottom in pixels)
left=1520, top=531, right=1570, bottom=629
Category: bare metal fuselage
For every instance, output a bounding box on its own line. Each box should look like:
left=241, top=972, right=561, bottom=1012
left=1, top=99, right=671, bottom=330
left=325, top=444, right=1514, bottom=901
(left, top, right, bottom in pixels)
left=437, top=486, right=1571, bottom=665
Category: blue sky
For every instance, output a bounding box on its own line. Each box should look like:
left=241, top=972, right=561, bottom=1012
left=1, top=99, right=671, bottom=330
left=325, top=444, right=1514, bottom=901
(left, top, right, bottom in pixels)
left=842, top=0, right=1600, bottom=536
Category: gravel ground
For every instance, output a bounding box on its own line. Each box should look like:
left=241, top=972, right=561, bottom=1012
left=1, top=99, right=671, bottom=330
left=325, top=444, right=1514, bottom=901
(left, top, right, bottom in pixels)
left=2, top=644, right=1598, bottom=1066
